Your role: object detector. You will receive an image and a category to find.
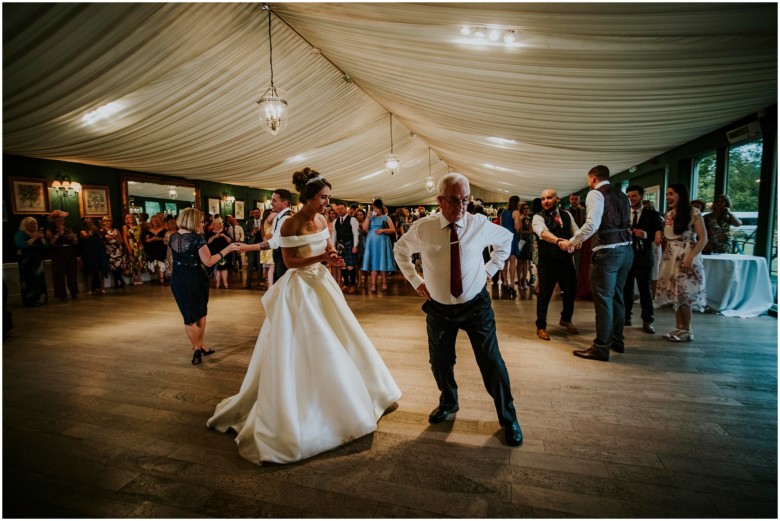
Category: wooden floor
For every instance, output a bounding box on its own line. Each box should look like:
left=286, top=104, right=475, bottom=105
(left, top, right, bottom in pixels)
left=3, top=272, right=777, bottom=518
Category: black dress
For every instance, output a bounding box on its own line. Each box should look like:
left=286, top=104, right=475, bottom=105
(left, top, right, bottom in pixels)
left=14, top=231, right=48, bottom=307
left=169, top=232, right=209, bottom=325
left=208, top=234, right=230, bottom=272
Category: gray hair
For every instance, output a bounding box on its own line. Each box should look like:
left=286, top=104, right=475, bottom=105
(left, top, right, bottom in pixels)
left=437, top=172, right=470, bottom=197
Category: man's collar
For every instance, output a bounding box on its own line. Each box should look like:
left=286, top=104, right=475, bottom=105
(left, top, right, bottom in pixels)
left=595, top=180, right=610, bottom=188
left=438, top=212, right=465, bottom=229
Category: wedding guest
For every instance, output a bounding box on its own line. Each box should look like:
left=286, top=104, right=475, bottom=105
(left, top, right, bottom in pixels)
left=14, top=216, right=48, bottom=307
left=100, top=216, right=127, bottom=288
left=260, top=208, right=277, bottom=288
left=361, top=199, right=396, bottom=293
left=702, top=194, right=741, bottom=254
left=79, top=218, right=109, bottom=295
left=643, top=200, right=663, bottom=298
left=143, top=214, right=167, bottom=284
left=561, top=165, right=632, bottom=362
left=517, top=202, right=534, bottom=291
left=163, top=216, right=178, bottom=282
left=122, top=213, right=145, bottom=285
left=45, top=210, right=79, bottom=299
left=169, top=208, right=240, bottom=365
left=654, top=184, right=708, bottom=342
left=499, top=196, right=521, bottom=299
left=691, top=199, right=706, bottom=212
left=226, top=215, right=245, bottom=273
left=355, top=207, right=368, bottom=289
left=207, top=217, right=233, bottom=289
left=532, top=189, right=580, bottom=341
left=243, top=207, right=263, bottom=288
left=393, top=173, right=523, bottom=447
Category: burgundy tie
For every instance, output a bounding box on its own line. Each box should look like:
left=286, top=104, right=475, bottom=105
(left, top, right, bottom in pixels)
left=553, top=211, right=562, bottom=227
left=449, top=223, right=463, bottom=298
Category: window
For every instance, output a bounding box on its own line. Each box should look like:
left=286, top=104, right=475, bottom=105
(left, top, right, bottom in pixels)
left=693, top=152, right=716, bottom=209
left=727, top=138, right=763, bottom=255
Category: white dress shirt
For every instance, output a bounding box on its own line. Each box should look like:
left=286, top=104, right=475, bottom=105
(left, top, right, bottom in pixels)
left=394, top=212, right=512, bottom=304
left=570, top=180, right=631, bottom=252
left=532, top=210, right=580, bottom=239
left=267, top=208, right=291, bottom=250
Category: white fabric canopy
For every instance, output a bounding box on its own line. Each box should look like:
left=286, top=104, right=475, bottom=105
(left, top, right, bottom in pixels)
left=3, top=3, right=776, bottom=205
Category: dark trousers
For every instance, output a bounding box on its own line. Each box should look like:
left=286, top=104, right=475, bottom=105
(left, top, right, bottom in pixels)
left=535, top=256, right=577, bottom=329
left=245, top=250, right=261, bottom=285
left=51, top=246, right=79, bottom=298
left=273, top=248, right=287, bottom=280
left=423, top=288, right=517, bottom=426
left=624, top=261, right=654, bottom=323
left=590, top=245, right=633, bottom=353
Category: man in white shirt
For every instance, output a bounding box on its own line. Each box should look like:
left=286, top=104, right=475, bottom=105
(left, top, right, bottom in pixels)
left=242, top=208, right=264, bottom=288
left=394, top=173, right=523, bottom=447
left=561, top=165, right=633, bottom=361
left=240, top=189, right=293, bottom=281
left=334, top=203, right=359, bottom=293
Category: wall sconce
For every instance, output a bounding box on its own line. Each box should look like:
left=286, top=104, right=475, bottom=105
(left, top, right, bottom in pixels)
left=50, top=174, right=82, bottom=197
left=221, top=191, right=235, bottom=204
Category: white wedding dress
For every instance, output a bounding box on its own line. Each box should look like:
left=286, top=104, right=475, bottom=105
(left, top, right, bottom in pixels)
left=207, top=228, right=401, bottom=464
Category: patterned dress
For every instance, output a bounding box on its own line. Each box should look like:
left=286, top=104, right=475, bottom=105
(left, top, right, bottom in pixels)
left=124, top=224, right=146, bottom=275
left=102, top=228, right=127, bottom=271
left=654, top=208, right=706, bottom=311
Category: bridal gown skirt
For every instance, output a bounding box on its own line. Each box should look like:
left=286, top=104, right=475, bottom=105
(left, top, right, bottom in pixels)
left=207, top=263, right=401, bottom=464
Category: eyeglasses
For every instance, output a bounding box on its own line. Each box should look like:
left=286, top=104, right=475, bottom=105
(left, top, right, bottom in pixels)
left=441, top=196, right=471, bottom=206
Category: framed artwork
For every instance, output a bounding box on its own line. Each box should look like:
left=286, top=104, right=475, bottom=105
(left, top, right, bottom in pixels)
left=9, top=177, right=49, bottom=214
left=207, top=197, right=220, bottom=217
left=79, top=185, right=111, bottom=217
left=256, top=200, right=265, bottom=210
left=165, top=202, right=178, bottom=216
left=144, top=201, right=161, bottom=216
left=234, top=200, right=245, bottom=220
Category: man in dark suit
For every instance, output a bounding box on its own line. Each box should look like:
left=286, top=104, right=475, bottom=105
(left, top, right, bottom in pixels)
left=242, top=207, right=263, bottom=288
left=394, top=173, right=523, bottom=447
left=624, top=185, right=663, bottom=334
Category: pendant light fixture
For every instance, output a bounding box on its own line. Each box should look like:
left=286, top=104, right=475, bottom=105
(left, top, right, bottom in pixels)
left=256, top=5, right=287, bottom=135
left=425, top=147, right=435, bottom=192
left=384, top=113, right=400, bottom=175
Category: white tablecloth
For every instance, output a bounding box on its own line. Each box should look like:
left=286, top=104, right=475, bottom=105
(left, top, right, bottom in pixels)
left=701, top=254, right=774, bottom=317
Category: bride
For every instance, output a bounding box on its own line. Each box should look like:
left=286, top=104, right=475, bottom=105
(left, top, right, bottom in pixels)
left=207, top=168, right=401, bottom=464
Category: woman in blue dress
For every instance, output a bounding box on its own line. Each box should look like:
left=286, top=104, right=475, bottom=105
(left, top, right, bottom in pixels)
left=361, top=199, right=396, bottom=293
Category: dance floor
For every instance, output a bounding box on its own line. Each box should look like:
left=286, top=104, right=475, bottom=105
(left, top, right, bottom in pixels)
left=3, top=273, right=777, bottom=518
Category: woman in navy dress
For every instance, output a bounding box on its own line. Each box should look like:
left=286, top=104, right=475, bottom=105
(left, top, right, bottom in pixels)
left=500, top=196, right=521, bottom=298
left=361, top=199, right=396, bottom=293
left=169, top=208, right=240, bottom=365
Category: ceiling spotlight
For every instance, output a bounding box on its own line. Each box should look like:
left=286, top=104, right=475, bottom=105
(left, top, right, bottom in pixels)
left=342, top=73, right=352, bottom=83
left=503, top=29, right=516, bottom=44
left=460, top=26, right=473, bottom=36
left=488, top=28, right=500, bottom=42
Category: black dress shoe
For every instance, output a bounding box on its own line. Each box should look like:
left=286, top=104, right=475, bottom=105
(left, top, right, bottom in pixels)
left=573, top=347, right=609, bottom=362
left=643, top=321, right=656, bottom=334
left=504, top=421, right=523, bottom=446
left=428, top=405, right=459, bottom=424
left=611, top=344, right=625, bottom=353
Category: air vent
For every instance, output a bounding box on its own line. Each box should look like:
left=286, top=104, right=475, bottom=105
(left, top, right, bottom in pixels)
left=726, top=122, right=761, bottom=144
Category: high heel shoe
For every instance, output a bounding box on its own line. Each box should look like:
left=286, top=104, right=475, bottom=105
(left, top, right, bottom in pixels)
left=370, top=284, right=377, bottom=294
left=191, top=349, right=203, bottom=365
left=201, top=348, right=215, bottom=356
left=381, top=285, right=388, bottom=293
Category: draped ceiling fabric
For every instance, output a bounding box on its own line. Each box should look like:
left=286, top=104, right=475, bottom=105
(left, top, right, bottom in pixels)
left=3, top=3, right=777, bottom=205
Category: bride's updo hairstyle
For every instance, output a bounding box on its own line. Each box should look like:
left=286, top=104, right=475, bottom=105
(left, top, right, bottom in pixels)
left=292, top=167, right=332, bottom=203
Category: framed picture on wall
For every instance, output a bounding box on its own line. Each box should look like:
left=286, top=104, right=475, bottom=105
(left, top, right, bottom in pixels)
left=234, top=200, right=245, bottom=220
left=144, top=201, right=161, bottom=216
left=79, top=185, right=111, bottom=218
left=207, top=197, right=220, bottom=217
left=9, top=177, right=49, bottom=214
left=255, top=200, right=264, bottom=210
left=165, top=202, right=178, bottom=216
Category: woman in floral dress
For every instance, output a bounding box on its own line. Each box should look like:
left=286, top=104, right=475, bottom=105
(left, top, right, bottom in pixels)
left=654, top=184, right=708, bottom=342
left=101, top=216, right=127, bottom=288
left=122, top=213, right=146, bottom=284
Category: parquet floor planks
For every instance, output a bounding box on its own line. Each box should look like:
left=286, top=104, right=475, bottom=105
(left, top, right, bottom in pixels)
left=2, top=274, right=777, bottom=518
